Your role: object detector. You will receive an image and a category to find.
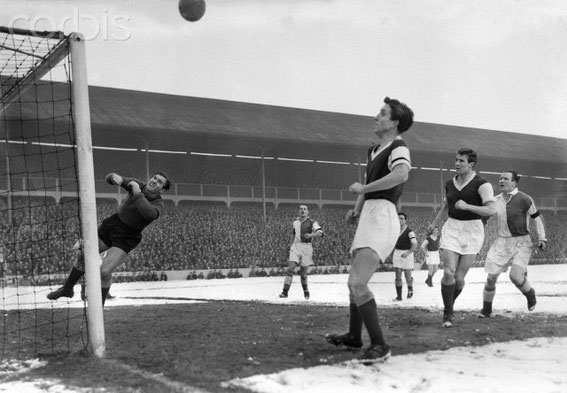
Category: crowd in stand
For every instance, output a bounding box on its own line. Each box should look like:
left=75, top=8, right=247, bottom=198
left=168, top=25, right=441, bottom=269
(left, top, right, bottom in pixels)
left=1, top=197, right=566, bottom=283
left=126, top=203, right=566, bottom=273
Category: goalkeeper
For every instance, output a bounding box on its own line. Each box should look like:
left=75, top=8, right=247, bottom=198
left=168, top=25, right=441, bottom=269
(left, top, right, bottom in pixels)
left=47, top=171, right=170, bottom=305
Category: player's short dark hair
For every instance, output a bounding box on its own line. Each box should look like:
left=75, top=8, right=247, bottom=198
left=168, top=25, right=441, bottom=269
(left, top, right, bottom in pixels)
left=504, top=170, right=520, bottom=183
left=398, top=211, right=407, bottom=219
left=457, top=148, right=478, bottom=165
left=384, top=97, right=414, bottom=133
left=154, top=171, right=171, bottom=191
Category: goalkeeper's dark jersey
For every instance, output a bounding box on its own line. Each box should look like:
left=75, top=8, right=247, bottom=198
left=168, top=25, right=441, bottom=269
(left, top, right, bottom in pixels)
left=117, top=177, right=164, bottom=232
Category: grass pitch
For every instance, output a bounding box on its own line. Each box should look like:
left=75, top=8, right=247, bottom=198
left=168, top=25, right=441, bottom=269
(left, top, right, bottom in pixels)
left=3, top=300, right=566, bottom=392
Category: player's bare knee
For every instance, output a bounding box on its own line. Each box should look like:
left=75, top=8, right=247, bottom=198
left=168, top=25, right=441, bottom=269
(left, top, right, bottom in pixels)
left=348, top=281, right=369, bottom=299
left=347, top=275, right=357, bottom=291
left=442, top=270, right=455, bottom=282
left=508, top=265, right=525, bottom=284
left=486, top=275, right=498, bottom=288
left=353, top=292, right=374, bottom=307
left=100, top=267, right=113, bottom=283
left=509, top=271, right=525, bottom=287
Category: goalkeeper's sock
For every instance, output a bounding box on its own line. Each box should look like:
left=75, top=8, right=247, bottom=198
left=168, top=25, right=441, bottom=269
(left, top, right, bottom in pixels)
left=102, top=287, right=110, bottom=306
left=64, top=267, right=84, bottom=290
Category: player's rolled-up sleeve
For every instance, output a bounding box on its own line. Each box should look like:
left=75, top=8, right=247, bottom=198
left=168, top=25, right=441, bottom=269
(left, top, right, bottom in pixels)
left=389, top=145, right=411, bottom=171
left=478, top=182, right=495, bottom=204
left=313, top=221, right=323, bottom=236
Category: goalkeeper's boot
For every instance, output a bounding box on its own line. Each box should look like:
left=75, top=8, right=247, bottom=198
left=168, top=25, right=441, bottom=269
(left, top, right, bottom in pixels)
left=325, top=332, right=363, bottom=350
left=279, top=291, right=288, bottom=298
left=304, top=290, right=310, bottom=300
left=47, top=286, right=74, bottom=300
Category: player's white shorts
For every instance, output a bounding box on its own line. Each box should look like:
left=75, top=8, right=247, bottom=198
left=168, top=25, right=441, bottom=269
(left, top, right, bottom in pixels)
left=440, top=218, right=485, bottom=255
left=350, top=199, right=399, bottom=262
left=392, top=249, right=414, bottom=269
left=484, top=235, right=532, bottom=275
left=425, top=250, right=440, bottom=265
left=289, top=242, right=314, bottom=267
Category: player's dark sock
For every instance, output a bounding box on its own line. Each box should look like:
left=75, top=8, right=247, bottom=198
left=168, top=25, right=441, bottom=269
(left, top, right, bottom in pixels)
left=101, top=287, right=110, bottom=306
left=357, top=299, right=386, bottom=347
left=441, top=284, right=455, bottom=314
left=64, top=267, right=85, bottom=290
left=349, top=302, right=363, bottom=340
left=282, top=274, right=293, bottom=295
left=395, top=286, right=402, bottom=299
left=452, top=286, right=463, bottom=305
left=301, top=275, right=308, bottom=292
left=407, top=286, right=413, bottom=298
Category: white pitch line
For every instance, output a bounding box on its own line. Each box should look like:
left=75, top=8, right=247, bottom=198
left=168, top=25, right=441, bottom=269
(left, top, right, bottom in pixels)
left=103, top=358, right=211, bottom=393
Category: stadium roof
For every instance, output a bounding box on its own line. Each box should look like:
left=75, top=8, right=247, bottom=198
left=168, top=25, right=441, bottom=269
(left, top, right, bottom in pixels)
left=87, top=86, right=566, bottom=164
left=8, top=82, right=567, bottom=177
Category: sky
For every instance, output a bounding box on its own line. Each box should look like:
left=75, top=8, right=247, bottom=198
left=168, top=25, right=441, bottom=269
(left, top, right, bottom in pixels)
left=3, top=265, right=567, bottom=392
left=1, top=0, right=566, bottom=140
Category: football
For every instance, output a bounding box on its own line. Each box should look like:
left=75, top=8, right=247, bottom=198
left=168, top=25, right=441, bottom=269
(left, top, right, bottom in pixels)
left=179, top=0, right=206, bottom=22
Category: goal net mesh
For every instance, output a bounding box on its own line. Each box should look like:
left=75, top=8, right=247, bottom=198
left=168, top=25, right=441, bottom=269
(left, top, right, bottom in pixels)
left=1, top=27, right=88, bottom=359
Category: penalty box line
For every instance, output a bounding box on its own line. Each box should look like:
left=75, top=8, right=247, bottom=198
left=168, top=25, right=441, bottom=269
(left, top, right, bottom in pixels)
left=102, top=358, right=210, bottom=393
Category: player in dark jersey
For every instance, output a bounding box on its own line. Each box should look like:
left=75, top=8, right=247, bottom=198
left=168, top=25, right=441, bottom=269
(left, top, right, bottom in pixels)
left=428, top=148, right=495, bottom=327
left=478, top=170, right=546, bottom=317
left=420, top=226, right=440, bottom=287
left=392, top=212, right=417, bottom=300
left=326, top=97, right=414, bottom=364
left=279, top=204, right=323, bottom=300
left=47, top=171, right=170, bottom=305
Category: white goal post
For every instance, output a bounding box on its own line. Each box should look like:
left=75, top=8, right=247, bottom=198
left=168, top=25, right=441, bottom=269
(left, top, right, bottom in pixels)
left=68, top=32, right=106, bottom=359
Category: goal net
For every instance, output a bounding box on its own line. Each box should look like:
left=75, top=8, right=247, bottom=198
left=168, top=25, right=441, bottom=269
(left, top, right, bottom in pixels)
left=0, top=27, right=104, bottom=360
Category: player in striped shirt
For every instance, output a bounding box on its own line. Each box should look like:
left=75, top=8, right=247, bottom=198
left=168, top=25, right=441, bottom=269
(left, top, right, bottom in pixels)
left=479, top=170, right=546, bottom=317
left=279, top=205, right=323, bottom=300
